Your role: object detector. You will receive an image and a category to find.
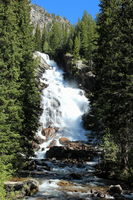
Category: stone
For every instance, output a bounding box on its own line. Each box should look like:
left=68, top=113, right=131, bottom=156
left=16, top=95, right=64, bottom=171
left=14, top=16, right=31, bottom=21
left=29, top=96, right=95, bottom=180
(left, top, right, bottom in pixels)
left=57, top=180, right=74, bottom=187
left=5, top=179, right=39, bottom=198
left=31, top=4, right=70, bottom=34
left=108, top=185, right=123, bottom=195
left=39, top=82, right=49, bottom=90
left=33, top=51, right=50, bottom=71
left=59, top=137, right=70, bottom=145
left=41, top=127, right=59, bottom=140
left=32, top=141, right=40, bottom=151
left=46, top=141, right=97, bottom=160
left=34, top=136, right=45, bottom=144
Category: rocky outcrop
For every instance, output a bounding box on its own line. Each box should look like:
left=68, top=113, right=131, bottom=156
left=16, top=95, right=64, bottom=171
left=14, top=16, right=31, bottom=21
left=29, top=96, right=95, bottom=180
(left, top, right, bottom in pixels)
left=31, top=4, right=70, bottom=33
left=60, top=53, right=95, bottom=93
left=46, top=141, right=98, bottom=160
left=59, top=137, right=70, bottom=145
left=41, top=127, right=59, bottom=141
left=5, top=179, right=39, bottom=199
left=34, top=51, right=50, bottom=76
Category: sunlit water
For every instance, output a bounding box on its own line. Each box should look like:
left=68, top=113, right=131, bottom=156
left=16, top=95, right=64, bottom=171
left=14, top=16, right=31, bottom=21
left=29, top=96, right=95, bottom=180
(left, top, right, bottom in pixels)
left=35, top=52, right=89, bottom=159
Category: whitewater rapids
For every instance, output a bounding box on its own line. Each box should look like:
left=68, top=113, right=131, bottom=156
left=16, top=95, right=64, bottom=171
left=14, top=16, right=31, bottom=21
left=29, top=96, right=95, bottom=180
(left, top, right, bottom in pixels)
left=35, top=52, right=89, bottom=158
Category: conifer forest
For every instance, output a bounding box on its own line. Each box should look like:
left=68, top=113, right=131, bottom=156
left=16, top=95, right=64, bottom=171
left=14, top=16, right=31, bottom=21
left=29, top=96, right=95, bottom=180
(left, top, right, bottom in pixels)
left=0, top=0, right=133, bottom=199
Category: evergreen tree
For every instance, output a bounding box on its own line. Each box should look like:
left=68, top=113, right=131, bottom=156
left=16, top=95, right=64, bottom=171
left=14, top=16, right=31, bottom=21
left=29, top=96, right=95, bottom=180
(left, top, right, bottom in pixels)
left=92, top=0, right=133, bottom=170
left=18, top=0, right=41, bottom=158
left=34, top=23, right=42, bottom=51
left=41, top=25, right=47, bottom=51
left=49, top=21, right=62, bottom=56
left=73, top=34, right=81, bottom=60
left=0, top=0, right=22, bottom=166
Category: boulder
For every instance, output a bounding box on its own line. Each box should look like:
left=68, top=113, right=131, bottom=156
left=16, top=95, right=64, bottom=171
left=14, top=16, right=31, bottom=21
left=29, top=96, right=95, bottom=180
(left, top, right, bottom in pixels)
left=46, top=142, right=97, bottom=160
left=41, top=127, right=59, bottom=141
left=32, top=141, right=40, bottom=151
left=5, top=179, right=39, bottom=198
left=59, top=137, right=70, bottom=145
left=34, top=136, right=45, bottom=144
left=108, top=185, right=123, bottom=195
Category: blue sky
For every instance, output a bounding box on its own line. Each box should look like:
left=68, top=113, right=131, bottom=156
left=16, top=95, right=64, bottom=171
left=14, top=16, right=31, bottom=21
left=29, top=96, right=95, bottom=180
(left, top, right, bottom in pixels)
left=31, top=0, right=100, bottom=24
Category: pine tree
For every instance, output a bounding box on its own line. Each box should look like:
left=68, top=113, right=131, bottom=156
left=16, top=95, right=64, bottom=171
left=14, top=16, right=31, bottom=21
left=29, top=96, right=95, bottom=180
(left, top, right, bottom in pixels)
left=49, top=21, right=62, bottom=56
left=73, top=34, right=81, bottom=60
left=0, top=0, right=22, bottom=166
left=17, top=0, right=41, bottom=158
left=92, top=0, right=133, bottom=170
left=34, top=23, right=42, bottom=51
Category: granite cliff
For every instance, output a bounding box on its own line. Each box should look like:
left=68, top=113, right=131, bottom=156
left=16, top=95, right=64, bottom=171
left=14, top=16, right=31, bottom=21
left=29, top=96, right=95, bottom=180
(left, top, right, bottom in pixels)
left=30, top=4, right=70, bottom=32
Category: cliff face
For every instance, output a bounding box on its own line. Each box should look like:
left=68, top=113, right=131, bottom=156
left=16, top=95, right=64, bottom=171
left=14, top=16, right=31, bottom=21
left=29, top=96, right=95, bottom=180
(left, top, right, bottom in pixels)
left=30, top=4, right=70, bottom=32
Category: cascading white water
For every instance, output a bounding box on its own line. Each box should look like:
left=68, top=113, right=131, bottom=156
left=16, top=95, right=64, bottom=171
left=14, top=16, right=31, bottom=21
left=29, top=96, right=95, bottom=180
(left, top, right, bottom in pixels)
left=36, top=52, right=89, bottom=159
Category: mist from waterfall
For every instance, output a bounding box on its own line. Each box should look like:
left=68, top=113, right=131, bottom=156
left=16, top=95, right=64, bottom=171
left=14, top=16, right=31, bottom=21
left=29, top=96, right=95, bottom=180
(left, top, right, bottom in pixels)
left=36, top=52, right=89, bottom=159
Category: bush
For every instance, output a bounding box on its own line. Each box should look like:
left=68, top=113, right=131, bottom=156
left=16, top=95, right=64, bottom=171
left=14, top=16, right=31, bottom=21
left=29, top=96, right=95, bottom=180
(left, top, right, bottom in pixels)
left=0, top=161, right=12, bottom=200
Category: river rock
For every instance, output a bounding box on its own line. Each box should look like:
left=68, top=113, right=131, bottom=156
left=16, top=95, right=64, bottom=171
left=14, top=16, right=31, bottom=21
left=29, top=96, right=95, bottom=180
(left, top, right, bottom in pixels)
left=41, top=127, right=59, bottom=141
left=32, top=141, right=40, bottom=151
left=46, top=142, right=97, bottom=160
left=59, top=137, right=70, bottom=145
left=5, top=179, right=39, bottom=198
left=39, top=82, right=49, bottom=90
left=34, top=136, right=45, bottom=144
left=108, top=185, right=123, bottom=195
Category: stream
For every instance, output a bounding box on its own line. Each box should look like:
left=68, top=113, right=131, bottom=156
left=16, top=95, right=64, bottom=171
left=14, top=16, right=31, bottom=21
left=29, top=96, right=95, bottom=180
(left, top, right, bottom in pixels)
left=26, top=52, right=132, bottom=200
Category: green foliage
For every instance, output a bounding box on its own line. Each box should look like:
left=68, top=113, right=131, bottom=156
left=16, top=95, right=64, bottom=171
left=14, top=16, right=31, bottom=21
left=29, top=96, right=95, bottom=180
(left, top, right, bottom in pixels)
left=34, top=24, right=42, bottom=51
left=18, top=0, right=41, bottom=157
left=101, top=130, right=119, bottom=162
left=0, top=0, right=23, bottom=167
left=91, top=0, right=133, bottom=170
left=73, top=34, right=81, bottom=60
left=67, top=11, right=97, bottom=62
left=0, top=0, right=41, bottom=193
left=0, top=161, right=11, bottom=200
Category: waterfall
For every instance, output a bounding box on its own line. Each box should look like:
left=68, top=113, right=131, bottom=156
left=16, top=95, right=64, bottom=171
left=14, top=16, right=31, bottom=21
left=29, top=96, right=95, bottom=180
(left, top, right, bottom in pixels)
left=35, top=52, right=89, bottom=159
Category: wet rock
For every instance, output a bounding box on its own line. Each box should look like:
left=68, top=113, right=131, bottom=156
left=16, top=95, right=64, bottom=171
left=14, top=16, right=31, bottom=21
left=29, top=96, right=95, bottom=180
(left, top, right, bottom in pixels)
left=57, top=180, right=74, bottom=187
left=39, top=82, right=49, bottom=90
left=33, top=51, right=50, bottom=71
left=97, top=192, right=105, bottom=198
left=48, top=139, right=57, bottom=148
left=59, top=137, right=70, bottom=145
left=32, top=141, right=40, bottom=151
left=69, top=173, right=82, bottom=180
left=5, top=179, right=39, bottom=198
left=34, top=136, right=45, bottom=144
left=46, top=142, right=97, bottom=160
left=41, top=127, right=59, bottom=141
left=108, top=185, right=123, bottom=195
